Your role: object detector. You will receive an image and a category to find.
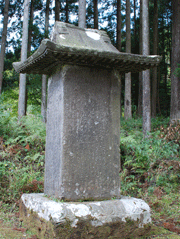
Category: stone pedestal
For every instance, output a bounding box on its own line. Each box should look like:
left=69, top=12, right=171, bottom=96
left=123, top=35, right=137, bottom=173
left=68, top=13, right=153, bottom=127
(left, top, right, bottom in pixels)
left=44, top=65, right=121, bottom=201
left=19, top=194, right=152, bottom=238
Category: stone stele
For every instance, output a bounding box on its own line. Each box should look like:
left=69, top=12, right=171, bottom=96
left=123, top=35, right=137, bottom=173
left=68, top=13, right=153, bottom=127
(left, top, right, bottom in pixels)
left=14, top=22, right=161, bottom=235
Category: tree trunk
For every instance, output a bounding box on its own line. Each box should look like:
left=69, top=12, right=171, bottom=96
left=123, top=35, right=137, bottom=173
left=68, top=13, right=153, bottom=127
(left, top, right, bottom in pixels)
left=170, top=0, right=180, bottom=123
left=78, top=0, right=86, bottom=28
left=28, top=0, right=34, bottom=55
left=55, top=0, right=60, bottom=21
left=138, top=0, right=142, bottom=116
left=65, top=0, right=69, bottom=23
left=157, top=66, right=161, bottom=115
left=117, top=0, right=122, bottom=117
left=124, top=0, right=132, bottom=119
left=142, top=0, right=151, bottom=137
left=41, top=75, right=47, bottom=122
left=41, top=0, right=50, bottom=123
left=134, top=0, right=136, bottom=41
left=0, top=0, right=10, bottom=94
left=94, top=0, right=98, bottom=29
left=117, top=0, right=121, bottom=51
left=18, top=0, right=30, bottom=118
left=45, top=0, right=50, bottom=38
left=151, top=0, right=158, bottom=118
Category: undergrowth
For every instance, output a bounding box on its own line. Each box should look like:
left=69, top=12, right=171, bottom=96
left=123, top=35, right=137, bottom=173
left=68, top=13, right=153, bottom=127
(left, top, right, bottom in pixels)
left=0, top=95, right=45, bottom=207
left=120, top=117, right=180, bottom=196
left=120, top=117, right=180, bottom=234
left=0, top=89, right=180, bottom=237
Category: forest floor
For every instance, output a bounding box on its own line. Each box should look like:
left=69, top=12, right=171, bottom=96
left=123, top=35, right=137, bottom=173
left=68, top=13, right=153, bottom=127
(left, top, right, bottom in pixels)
left=0, top=109, right=180, bottom=238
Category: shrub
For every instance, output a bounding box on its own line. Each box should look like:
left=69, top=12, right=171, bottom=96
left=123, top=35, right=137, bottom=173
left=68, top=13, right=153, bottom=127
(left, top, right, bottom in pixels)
left=0, top=98, right=46, bottom=205
left=120, top=118, right=180, bottom=197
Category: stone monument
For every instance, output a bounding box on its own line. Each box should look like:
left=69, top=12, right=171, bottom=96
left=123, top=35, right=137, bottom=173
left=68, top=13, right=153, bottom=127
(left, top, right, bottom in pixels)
left=13, top=22, right=161, bottom=238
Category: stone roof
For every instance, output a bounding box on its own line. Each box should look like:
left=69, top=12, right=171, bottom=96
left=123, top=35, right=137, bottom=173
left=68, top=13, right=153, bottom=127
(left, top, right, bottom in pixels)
left=13, top=22, right=162, bottom=75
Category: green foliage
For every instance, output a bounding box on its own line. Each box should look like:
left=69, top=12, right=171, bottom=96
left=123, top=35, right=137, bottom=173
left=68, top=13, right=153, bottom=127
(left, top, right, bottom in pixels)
left=120, top=117, right=180, bottom=196
left=27, top=74, right=42, bottom=107
left=1, top=76, right=42, bottom=117
left=174, top=64, right=180, bottom=77
left=0, top=92, right=45, bottom=204
left=0, top=88, right=19, bottom=119
left=2, top=69, right=19, bottom=90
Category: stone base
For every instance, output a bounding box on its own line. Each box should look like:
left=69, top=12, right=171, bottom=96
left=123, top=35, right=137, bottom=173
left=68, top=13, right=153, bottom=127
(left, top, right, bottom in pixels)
left=20, top=193, right=152, bottom=238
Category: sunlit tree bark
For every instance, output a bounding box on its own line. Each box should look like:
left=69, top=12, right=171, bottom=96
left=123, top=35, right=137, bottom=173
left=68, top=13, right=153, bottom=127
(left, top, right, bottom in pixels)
left=41, top=0, right=50, bottom=123
left=124, top=0, right=132, bottom=119
left=18, top=0, right=30, bottom=118
left=78, top=0, right=86, bottom=28
left=142, top=0, right=151, bottom=137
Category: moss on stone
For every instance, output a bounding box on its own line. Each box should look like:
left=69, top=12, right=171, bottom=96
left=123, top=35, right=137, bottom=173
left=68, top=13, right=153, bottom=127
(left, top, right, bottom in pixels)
left=19, top=199, right=179, bottom=239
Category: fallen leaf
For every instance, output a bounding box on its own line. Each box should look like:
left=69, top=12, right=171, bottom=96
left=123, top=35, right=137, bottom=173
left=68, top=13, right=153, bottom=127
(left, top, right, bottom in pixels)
left=153, top=187, right=163, bottom=199
left=13, top=227, right=26, bottom=232
left=25, top=143, right=30, bottom=151
left=15, top=212, right=19, bottom=217
left=163, top=222, right=180, bottom=234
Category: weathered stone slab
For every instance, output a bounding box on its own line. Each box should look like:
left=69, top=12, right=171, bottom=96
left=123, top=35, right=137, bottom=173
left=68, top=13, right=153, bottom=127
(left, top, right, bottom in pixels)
left=44, top=65, right=120, bottom=200
left=20, top=193, right=151, bottom=228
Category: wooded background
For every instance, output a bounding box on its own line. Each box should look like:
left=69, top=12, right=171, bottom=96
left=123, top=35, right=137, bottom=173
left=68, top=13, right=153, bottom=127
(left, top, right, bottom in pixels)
left=0, top=0, right=179, bottom=134
left=0, top=3, right=180, bottom=236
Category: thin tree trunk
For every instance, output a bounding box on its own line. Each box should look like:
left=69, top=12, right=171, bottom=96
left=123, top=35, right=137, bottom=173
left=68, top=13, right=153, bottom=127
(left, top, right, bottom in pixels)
left=124, top=72, right=132, bottom=119
left=138, top=72, right=143, bottom=116
left=117, top=0, right=122, bottom=117
left=28, top=0, right=34, bottom=55
left=18, top=0, right=30, bottom=118
left=124, top=0, right=132, bottom=119
left=170, top=0, right=180, bottom=123
left=138, top=0, right=142, bottom=116
left=125, top=0, right=131, bottom=54
left=41, top=0, right=50, bottom=123
left=157, top=66, right=161, bottom=115
left=0, top=0, right=10, bottom=94
left=45, top=0, right=50, bottom=38
left=117, top=0, right=121, bottom=51
left=55, top=0, right=60, bottom=21
left=94, top=0, right=98, bottom=29
left=161, top=13, right=167, bottom=109
left=151, top=0, right=158, bottom=118
left=78, top=0, right=86, bottom=28
left=142, top=0, right=151, bottom=137
left=41, top=75, right=47, bottom=122
left=65, top=0, right=69, bottom=23
left=134, top=0, right=136, bottom=41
